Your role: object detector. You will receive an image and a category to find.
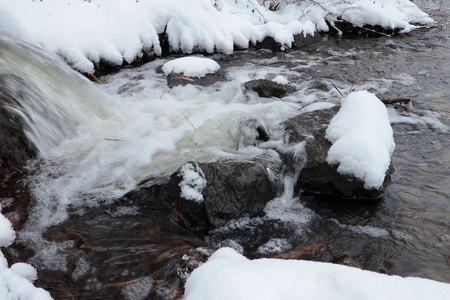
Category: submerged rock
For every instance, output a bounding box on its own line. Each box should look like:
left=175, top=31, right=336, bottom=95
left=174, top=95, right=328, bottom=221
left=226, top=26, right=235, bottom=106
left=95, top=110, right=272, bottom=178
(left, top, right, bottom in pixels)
left=244, top=79, right=296, bottom=98
left=281, top=107, right=393, bottom=199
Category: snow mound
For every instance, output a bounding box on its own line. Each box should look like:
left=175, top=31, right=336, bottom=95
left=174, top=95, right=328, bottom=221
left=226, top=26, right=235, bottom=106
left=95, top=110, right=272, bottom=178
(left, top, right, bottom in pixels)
left=10, top=263, right=38, bottom=283
left=0, top=0, right=432, bottom=73
left=0, top=214, right=53, bottom=299
left=325, top=90, right=395, bottom=189
left=0, top=214, right=15, bottom=247
left=162, top=57, right=220, bottom=77
left=184, top=247, right=450, bottom=300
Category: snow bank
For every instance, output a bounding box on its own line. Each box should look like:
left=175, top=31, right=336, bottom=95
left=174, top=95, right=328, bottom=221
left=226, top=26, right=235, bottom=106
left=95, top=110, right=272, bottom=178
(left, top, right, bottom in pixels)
left=162, top=57, right=220, bottom=77
left=0, top=0, right=432, bottom=73
left=184, top=247, right=450, bottom=300
left=0, top=213, right=53, bottom=300
left=326, top=90, right=395, bottom=189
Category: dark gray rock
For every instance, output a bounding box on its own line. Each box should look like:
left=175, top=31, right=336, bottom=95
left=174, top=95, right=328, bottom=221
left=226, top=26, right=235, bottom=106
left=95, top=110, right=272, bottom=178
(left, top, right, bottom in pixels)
left=281, top=107, right=393, bottom=199
left=199, top=161, right=275, bottom=227
left=166, top=71, right=225, bottom=89
left=0, top=74, right=37, bottom=183
left=244, top=79, right=296, bottom=98
left=120, top=160, right=276, bottom=230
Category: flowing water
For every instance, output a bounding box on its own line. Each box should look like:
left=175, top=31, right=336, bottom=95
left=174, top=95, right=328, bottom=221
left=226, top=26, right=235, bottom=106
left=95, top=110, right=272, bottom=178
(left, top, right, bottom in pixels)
left=1, top=0, right=449, bottom=298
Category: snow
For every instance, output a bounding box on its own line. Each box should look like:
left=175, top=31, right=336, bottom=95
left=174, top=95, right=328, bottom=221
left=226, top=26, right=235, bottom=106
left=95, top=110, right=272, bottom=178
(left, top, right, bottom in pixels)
left=184, top=247, right=450, bottom=300
left=178, top=163, right=207, bottom=203
left=0, top=0, right=432, bottom=73
left=162, top=57, right=220, bottom=77
left=0, top=213, right=53, bottom=299
left=10, top=263, right=38, bottom=283
left=326, top=90, right=395, bottom=189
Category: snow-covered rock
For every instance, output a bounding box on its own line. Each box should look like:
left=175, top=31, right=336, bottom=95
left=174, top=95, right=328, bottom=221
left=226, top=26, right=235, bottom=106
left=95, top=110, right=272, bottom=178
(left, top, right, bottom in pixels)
left=326, top=90, right=395, bottom=189
left=162, top=57, right=220, bottom=77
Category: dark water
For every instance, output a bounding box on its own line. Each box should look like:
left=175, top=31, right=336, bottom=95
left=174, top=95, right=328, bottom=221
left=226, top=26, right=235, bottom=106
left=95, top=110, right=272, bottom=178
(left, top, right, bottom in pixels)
left=208, top=0, right=450, bottom=283
left=2, top=0, right=449, bottom=298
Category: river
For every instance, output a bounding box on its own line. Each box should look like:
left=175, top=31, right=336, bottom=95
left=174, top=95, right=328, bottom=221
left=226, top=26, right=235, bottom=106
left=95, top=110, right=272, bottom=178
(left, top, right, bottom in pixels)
left=1, top=0, right=449, bottom=298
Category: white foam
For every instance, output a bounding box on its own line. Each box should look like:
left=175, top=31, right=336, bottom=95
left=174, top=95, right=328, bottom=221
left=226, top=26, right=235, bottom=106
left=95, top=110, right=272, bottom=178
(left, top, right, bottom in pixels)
left=258, top=238, right=292, bottom=255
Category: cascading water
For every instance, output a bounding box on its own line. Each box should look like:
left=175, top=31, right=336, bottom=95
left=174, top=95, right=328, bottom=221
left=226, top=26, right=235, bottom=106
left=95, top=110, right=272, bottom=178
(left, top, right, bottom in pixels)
left=0, top=37, right=110, bottom=158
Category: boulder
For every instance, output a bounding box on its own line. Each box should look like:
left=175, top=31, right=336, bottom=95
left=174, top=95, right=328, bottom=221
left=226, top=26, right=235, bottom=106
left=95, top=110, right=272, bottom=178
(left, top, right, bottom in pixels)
left=281, top=107, right=392, bottom=199
left=166, top=71, right=226, bottom=89
left=244, top=79, right=296, bottom=98
left=121, top=160, right=276, bottom=230
left=0, top=74, right=37, bottom=183
left=198, top=161, right=275, bottom=227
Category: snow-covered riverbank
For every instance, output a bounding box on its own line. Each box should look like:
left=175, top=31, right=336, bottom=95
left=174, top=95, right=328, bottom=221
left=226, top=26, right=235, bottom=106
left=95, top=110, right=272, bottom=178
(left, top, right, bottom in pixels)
left=0, top=0, right=433, bottom=73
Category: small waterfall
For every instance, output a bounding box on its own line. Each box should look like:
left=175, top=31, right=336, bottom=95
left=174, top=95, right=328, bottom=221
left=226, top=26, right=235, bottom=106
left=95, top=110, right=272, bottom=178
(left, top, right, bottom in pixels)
left=0, top=37, right=110, bottom=157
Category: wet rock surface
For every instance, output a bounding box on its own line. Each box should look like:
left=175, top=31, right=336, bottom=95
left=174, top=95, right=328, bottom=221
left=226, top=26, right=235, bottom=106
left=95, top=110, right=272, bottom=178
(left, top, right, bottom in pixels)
left=122, top=160, right=276, bottom=231
left=166, top=71, right=227, bottom=88
left=244, top=79, right=296, bottom=98
left=0, top=74, right=37, bottom=183
left=281, top=107, right=393, bottom=199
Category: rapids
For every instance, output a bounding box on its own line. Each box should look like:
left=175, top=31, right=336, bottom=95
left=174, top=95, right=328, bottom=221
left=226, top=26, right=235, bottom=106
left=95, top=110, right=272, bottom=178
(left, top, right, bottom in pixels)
left=0, top=0, right=449, bottom=298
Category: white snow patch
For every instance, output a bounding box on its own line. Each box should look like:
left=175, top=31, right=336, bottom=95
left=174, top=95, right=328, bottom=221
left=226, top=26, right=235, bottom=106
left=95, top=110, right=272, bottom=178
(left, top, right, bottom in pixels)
left=326, top=90, right=395, bottom=189
left=10, top=263, right=38, bottom=283
left=162, top=57, right=220, bottom=77
left=272, top=75, right=290, bottom=85
left=0, top=214, right=15, bottom=247
left=179, top=163, right=207, bottom=203
left=184, top=247, right=450, bottom=300
left=0, top=213, right=53, bottom=299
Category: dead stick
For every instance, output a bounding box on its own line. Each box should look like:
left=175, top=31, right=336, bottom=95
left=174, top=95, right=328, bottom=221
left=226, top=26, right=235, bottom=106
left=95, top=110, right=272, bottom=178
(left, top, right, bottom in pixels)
left=332, top=83, right=343, bottom=96
left=181, top=111, right=196, bottom=131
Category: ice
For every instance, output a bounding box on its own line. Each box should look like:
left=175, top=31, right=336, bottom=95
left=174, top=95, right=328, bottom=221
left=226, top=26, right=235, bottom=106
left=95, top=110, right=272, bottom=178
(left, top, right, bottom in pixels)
left=326, top=90, right=395, bottom=189
left=184, top=247, right=450, bottom=300
left=162, top=56, right=220, bottom=77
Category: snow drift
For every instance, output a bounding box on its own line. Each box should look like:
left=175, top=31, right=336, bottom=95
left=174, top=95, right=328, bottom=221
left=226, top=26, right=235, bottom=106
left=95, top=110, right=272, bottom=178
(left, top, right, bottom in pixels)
left=184, top=247, right=450, bottom=300
left=0, top=0, right=433, bottom=73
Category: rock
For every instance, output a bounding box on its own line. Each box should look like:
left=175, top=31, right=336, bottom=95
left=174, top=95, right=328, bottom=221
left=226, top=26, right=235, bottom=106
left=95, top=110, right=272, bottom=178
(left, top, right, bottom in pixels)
left=166, top=71, right=226, bottom=89
left=0, top=74, right=37, bottom=183
left=122, top=160, right=276, bottom=230
left=198, top=161, right=275, bottom=227
left=293, top=33, right=322, bottom=48
left=243, top=79, right=296, bottom=98
left=281, top=107, right=392, bottom=199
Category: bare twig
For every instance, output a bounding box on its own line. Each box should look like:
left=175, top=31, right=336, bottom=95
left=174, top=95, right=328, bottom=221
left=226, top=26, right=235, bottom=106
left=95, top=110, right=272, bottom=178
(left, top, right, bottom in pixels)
left=181, top=111, right=196, bottom=131
left=88, top=73, right=103, bottom=84
left=332, top=83, right=343, bottom=96
left=105, top=138, right=124, bottom=142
